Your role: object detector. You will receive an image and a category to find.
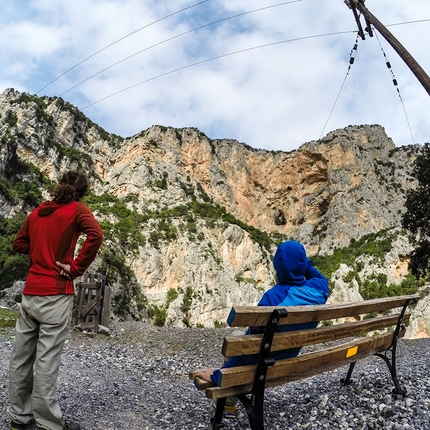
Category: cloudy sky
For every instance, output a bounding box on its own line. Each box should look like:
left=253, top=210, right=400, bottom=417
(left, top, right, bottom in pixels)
left=1, top=0, right=429, bottom=152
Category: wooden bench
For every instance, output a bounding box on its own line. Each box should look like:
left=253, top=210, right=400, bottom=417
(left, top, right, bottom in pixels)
left=190, top=294, right=420, bottom=430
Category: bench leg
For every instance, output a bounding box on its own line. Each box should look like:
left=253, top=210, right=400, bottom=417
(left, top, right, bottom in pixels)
left=375, top=305, right=409, bottom=397
left=211, top=397, right=226, bottom=429
left=375, top=350, right=406, bottom=396
left=342, top=361, right=356, bottom=385
left=237, top=393, right=265, bottom=430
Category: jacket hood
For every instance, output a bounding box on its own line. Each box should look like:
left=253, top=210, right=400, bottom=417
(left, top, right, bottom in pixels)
left=273, top=241, right=307, bottom=285
left=37, top=201, right=65, bottom=217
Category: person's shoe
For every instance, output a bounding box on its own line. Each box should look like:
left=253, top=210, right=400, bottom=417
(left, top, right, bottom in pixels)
left=63, top=422, right=81, bottom=430
left=223, top=405, right=237, bottom=419
left=10, top=422, right=28, bottom=430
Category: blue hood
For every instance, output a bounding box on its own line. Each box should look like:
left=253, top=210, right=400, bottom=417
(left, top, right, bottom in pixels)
left=273, top=241, right=307, bottom=285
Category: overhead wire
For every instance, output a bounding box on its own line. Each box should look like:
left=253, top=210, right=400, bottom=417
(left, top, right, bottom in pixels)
left=36, top=0, right=210, bottom=94
left=58, top=1, right=304, bottom=97
left=33, top=1, right=429, bottom=142
left=56, top=14, right=430, bottom=99
left=374, top=30, right=415, bottom=144
left=34, top=1, right=430, bottom=96
left=318, top=15, right=425, bottom=142
left=319, top=33, right=360, bottom=140
left=386, top=18, right=430, bottom=28
left=70, top=16, right=428, bottom=112
left=80, top=29, right=355, bottom=110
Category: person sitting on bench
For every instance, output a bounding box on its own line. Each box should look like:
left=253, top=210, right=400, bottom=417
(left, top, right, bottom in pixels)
left=194, top=240, right=329, bottom=417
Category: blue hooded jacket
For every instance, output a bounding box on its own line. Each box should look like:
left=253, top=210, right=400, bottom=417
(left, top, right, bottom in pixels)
left=211, top=241, right=329, bottom=385
left=259, top=240, right=328, bottom=307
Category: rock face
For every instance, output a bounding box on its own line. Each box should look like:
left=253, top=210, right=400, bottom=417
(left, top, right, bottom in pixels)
left=0, top=88, right=427, bottom=337
left=98, top=123, right=418, bottom=255
left=406, top=294, right=430, bottom=338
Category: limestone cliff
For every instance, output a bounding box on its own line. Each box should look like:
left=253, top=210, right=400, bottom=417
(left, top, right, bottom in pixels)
left=0, top=89, right=427, bottom=336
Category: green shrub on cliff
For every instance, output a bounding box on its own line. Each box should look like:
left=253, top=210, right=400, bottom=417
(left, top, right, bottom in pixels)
left=0, top=215, right=29, bottom=290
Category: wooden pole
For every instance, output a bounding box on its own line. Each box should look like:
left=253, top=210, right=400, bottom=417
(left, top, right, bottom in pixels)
left=348, top=0, right=430, bottom=96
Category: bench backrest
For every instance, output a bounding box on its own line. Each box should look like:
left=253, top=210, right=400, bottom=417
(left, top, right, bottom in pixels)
left=200, top=294, right=419, bottom=398
left=223, top=294, right=419, bottom=357
left=226, top=295, right=419, bottom=327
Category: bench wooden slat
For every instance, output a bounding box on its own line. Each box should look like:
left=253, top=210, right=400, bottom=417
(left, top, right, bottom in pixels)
left=206, top=329, right=404, bottom=397
left=191, top=375, right=217, bottom=391
left=222, top=313, right=410, bottom=357
left=216, top=329, right=401, bottom=389
left=227, top=294, right=419, bottom=327
left=206, top=382, right=254, bottom=399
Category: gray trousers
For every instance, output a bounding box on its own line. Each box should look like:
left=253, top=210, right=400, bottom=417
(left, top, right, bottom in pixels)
left=7, top=294, right=73, bottom=430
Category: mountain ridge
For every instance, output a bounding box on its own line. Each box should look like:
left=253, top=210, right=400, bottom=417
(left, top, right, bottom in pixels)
left=0, top=88, right=428, bottom=336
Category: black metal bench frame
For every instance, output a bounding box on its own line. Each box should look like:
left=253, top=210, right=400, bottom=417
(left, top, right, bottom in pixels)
left=210, top=298, right=417, bottom=430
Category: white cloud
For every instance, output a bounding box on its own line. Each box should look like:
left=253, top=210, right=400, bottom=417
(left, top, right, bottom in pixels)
left=1, top=0, right=430, bottom=151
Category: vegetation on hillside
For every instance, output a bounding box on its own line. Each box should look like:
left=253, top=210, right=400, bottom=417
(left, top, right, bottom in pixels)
left=83, top=188, right=286, bottom=253
left=0, top=308, right=19, bottom=331
left=0, top=180, right=424, bottom=319
left=0, top=216, right=29, bottom=290
left=312, top=228, right=423, bottom=299
left=81, top=189, right=288, bottom=321
left=0, top=167, right=286, bottom=321
left=0, top=134, right=52, bottom=206
left=312, top=229, right=399, bottom=279
left=402, top=142, right=430, bottom=278
left=9, top=92, right=124, bottom=148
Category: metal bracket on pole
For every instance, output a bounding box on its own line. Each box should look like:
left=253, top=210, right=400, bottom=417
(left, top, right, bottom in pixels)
left=350, top=3, right=366, bottom=40
left=343, top=0, right=430, bottom=96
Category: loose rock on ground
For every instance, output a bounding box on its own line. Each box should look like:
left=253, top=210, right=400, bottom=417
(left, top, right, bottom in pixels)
left=1, top=321, right=429, bottom=429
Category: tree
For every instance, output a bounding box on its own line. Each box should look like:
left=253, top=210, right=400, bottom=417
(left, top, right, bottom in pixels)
left=402, top=143, right=430, bottom=278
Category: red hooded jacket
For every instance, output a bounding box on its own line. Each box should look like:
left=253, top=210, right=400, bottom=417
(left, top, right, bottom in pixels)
left=13, top=200, right=103, bottom=295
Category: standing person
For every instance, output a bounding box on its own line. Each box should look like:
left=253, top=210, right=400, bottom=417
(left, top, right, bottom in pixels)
left=195, top=240, right=329, bottom=417
left=7, top=170, right=103, bottom=430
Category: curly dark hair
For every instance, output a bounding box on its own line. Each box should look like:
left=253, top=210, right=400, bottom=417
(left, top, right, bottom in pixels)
left=51, top=170, right=90, bottom=203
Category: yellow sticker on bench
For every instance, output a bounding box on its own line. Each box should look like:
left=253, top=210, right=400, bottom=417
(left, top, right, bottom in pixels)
left=346, top=346, right=358, bottom=358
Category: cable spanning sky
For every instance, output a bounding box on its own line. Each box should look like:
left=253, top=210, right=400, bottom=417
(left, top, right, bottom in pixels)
left=1, top=0, right=429, bottom=152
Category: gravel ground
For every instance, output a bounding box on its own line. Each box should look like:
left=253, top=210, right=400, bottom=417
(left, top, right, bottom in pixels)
left=1, top=321, right=430, bottom=430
